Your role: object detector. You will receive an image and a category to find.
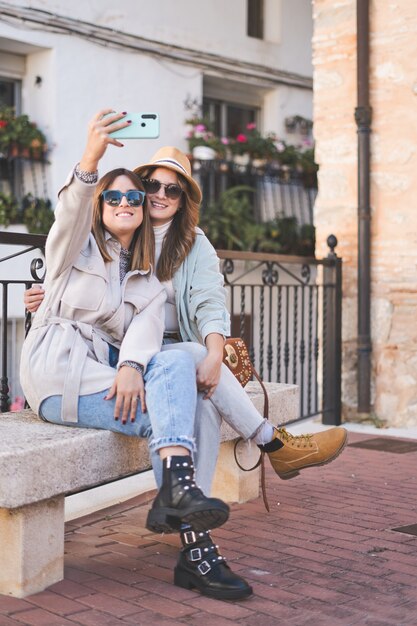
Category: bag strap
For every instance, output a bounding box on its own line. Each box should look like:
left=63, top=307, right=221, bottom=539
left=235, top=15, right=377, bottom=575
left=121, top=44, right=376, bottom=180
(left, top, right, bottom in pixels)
left=233, top=441, right=270, bottom=512
left=251, top=367, right=269, bottom=419
left=232, top=363, right=271, bottom=512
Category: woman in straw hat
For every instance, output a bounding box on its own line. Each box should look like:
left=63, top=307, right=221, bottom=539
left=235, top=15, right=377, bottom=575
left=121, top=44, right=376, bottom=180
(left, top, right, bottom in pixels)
left=133, top=145, right=346, bottom=599
left=25, top=115, right=347, bottom=601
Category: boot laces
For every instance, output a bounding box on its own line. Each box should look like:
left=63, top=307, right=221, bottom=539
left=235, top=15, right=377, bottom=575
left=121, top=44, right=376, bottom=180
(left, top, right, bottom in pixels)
left=276, top=427, right=313, bottom=446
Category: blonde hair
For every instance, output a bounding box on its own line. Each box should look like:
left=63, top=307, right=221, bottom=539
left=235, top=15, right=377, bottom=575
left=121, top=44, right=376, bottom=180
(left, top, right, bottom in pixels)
left=92, top=168, right=154, bottom=271
left=141, top=166, right=199, bottom=281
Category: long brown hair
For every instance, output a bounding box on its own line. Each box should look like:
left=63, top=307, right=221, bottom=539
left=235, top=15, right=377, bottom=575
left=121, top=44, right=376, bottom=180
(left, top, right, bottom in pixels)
left=92, top=168, right=154, bottom=272
left=141, top=166, right=199, bottom=281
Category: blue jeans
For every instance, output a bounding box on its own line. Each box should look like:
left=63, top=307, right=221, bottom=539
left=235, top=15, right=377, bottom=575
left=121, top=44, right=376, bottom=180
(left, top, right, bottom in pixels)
left=40, top=348, right=197, bottom=477
left=160, top=341, right=265, bottom=495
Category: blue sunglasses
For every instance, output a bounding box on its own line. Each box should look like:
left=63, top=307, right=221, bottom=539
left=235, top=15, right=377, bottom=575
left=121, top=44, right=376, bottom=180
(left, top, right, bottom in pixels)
left=101, top=189, right=146, bottom=207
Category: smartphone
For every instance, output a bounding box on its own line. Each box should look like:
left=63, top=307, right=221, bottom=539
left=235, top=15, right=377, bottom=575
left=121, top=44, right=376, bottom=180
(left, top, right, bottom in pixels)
left=108, top=113, right=159, bottom=139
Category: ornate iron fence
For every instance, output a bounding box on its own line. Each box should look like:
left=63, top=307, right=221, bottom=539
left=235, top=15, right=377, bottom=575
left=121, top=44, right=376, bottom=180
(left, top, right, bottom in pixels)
left=0, top=231, right=342, bottom=424
left=217, top=235, right=342, bottom=425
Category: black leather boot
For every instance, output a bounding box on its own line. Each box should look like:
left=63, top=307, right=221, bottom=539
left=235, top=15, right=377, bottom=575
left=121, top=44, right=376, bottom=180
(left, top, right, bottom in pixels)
left=174, top=528, right=253, bottom=600
left=146, top=456, right=230, bottom=534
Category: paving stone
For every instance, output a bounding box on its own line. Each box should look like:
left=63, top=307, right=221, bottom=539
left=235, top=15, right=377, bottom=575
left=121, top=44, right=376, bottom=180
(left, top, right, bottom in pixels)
left=3, top=432, right=417, bottom=625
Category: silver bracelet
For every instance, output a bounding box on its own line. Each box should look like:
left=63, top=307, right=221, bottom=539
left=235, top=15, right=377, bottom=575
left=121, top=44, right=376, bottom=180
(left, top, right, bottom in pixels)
left=74, top=162, right=98, bottom=184
left=119, top=360, right=144, bottom=376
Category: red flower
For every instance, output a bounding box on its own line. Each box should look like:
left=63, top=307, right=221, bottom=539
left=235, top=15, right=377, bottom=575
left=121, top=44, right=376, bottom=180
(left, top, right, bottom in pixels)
left=236, top=133, right=247, bottom=143
left=0, top=121, right=7, bottom=128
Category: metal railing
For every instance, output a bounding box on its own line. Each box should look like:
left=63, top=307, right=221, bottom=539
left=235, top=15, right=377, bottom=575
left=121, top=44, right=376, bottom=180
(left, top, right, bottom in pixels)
left=193, top=159, right=318, bottom=226
left=0, top=231, right=342, bottom=424
left=217, top=235, right=342, bottom=425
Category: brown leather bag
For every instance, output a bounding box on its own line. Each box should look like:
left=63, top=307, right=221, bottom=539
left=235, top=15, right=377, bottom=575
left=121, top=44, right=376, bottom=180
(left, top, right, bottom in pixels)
left=223, top=338, right=269, bottom=418
left=223, top=338, right=270, bottom=511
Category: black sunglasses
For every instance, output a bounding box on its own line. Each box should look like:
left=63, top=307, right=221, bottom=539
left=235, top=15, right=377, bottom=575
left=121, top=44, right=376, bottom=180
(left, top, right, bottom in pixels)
left=142, top=178, right=183, bottom=200
left=101, top=190, right=146, bottom=207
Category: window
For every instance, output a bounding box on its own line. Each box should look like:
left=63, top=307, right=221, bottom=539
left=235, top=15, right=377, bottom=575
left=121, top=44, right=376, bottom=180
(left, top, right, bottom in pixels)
left=0, top=78, right=19, bottom=109
left=247, top=0, right=264, bottom=39
left=0, top=77, right=21, bottom=197
left=203, top=98, right=258, bottom=140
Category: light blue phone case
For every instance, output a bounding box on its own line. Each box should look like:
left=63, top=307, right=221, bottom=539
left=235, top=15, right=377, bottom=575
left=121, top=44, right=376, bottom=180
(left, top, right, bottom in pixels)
left=109, top=113, right=159, bottom=139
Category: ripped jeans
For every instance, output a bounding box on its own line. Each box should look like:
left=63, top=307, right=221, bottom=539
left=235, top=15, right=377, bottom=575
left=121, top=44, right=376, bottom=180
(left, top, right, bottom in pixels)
left=40, top=348, right=197, bottom=462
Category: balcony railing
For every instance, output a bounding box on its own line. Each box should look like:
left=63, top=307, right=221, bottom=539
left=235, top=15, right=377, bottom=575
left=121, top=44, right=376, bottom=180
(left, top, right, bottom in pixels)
left=0, top=231, right=342, bottom=425
left=193, top=159, right=318, bottom=226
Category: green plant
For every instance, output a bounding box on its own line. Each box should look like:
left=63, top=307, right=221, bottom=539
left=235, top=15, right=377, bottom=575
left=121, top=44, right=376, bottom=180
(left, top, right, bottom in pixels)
left=0, top=192, right=18, bottom=226
left=230, top=123, right=279, bottom=161
left=0, top=106, right=48, bottom=159
left=21, top=194, right=54, bottom=234
left=185, top=116, right=227, bottom=157
left=257, top=218, right=315, bottom=256
left=200, top=186, right=264, bottom=250
left=200, top=186, right=315, bottom=256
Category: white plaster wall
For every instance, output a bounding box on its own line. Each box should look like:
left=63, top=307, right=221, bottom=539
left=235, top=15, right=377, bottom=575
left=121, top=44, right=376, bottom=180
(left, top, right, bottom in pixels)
left=1, top=0, right=313, bottom=200
left=279, top=0, right=314, bottom=76
left=18, top=32, right=202, bottom=199
left=0, top=0, right=313, bottom=325
left=6, top=0, right=313, bottom=76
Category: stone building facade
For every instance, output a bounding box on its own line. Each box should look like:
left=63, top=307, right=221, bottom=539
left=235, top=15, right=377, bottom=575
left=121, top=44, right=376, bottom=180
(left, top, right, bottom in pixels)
left=312, top=0, right=417, bottom=425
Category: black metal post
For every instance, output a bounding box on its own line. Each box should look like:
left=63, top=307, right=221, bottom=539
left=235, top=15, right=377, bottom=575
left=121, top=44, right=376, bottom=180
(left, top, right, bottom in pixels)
left=322, top=235, right=342, bottom=425
left=1, top=283, right=9, bottom=412
left=355, top=0, right=372, bottom=414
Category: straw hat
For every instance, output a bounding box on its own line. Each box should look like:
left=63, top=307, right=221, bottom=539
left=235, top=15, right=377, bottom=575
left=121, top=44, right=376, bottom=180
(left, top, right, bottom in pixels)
left=133, top=146, right=202, bottom=204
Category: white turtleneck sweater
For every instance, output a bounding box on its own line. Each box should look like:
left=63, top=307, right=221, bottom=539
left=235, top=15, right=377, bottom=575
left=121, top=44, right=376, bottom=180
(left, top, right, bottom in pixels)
left=153, top=221, right=180, bottom=333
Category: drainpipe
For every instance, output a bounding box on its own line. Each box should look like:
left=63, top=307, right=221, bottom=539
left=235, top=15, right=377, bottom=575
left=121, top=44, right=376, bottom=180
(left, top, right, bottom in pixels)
left=355, top=0, right=372, bottom=415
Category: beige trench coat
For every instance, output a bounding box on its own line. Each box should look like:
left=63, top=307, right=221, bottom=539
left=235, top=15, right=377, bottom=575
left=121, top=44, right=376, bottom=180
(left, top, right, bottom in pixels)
left=20, top=172, right=166, bottom=423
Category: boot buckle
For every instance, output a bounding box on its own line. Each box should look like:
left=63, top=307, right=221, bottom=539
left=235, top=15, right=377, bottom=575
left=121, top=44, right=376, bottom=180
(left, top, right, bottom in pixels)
left=183, top=530, right=197, bottom=545
left=198, top=560, right=211, bottom=575
left=189, top=548, right=202, bottom=561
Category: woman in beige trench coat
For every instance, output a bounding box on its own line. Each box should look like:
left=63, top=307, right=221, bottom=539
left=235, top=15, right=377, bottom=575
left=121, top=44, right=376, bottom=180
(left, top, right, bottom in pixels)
left=20, top=110, right=230, bottom=543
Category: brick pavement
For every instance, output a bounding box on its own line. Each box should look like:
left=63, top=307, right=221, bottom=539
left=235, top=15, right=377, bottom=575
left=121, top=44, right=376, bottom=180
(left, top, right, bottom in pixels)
left=1, top=430, right=417, bottom=625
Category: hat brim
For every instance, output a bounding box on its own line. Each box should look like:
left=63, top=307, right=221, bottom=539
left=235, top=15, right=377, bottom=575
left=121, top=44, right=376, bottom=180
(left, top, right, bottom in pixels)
left=133, top=162, right=202, bottom=205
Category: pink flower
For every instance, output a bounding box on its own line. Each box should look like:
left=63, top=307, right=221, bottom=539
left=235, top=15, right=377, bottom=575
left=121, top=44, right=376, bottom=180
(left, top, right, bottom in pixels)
left=246, top=122, right=256, bottom=130
left=236, top=134, right=247, bottom=143
left=195, top=124, right=206, bottom=132
left=10, top=396, right=25, bottom=411
left=275, top=141, right=285, bottom=153
left=221, top=137, right=229, bottom=145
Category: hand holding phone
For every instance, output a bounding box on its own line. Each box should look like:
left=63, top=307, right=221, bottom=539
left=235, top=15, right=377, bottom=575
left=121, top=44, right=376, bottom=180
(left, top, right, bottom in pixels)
left=107, top=113, right=159, bottom=139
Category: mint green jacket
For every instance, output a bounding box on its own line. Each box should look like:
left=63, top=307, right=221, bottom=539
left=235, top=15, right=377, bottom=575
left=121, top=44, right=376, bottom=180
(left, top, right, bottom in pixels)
left=172, top=228, right=230, bottom=344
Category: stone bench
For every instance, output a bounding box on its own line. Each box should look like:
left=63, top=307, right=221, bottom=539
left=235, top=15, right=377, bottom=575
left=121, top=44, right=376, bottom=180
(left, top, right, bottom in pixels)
left=0, top=381, right=298, bottom=598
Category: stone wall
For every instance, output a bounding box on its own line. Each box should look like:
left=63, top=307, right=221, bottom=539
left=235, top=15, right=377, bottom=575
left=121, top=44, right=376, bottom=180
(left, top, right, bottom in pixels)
left=312, top=0, right=417, bottom=426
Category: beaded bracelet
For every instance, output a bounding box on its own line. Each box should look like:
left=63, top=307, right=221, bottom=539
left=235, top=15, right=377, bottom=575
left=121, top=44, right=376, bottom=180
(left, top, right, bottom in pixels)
left=74, top=162, right=98, bottom=184
left=119, top=361, right=145, bottom=376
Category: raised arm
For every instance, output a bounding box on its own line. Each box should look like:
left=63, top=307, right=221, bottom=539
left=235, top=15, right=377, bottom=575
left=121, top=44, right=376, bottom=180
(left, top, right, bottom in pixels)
left=45, top=109, right=130, bottom=279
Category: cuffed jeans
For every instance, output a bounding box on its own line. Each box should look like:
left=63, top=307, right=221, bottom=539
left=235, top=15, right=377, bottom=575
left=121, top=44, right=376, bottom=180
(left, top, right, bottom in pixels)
left=161, top=341, right=265, bottom=495
left=40, top=348, right=197, bottom=469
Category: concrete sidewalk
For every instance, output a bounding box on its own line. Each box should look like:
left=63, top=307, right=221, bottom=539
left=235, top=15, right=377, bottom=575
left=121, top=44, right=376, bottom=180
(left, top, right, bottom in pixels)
left=1, top=429, right=417, bottom=625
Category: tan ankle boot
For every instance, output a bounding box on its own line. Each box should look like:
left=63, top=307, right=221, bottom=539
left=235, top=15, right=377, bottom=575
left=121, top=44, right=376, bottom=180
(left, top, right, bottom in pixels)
left=262, top=427, right=348, bottom=479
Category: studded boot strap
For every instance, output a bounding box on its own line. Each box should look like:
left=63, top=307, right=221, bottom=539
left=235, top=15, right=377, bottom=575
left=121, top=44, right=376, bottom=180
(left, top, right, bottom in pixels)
left=180, top=529, right=227, bottom=576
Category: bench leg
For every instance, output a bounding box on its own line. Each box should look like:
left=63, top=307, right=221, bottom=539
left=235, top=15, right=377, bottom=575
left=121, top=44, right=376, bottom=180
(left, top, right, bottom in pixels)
left=0, top=497, right=65, bottom=598
left=211, top=439, right=260, bottom=503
